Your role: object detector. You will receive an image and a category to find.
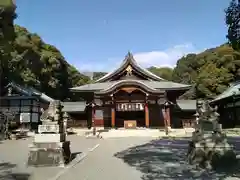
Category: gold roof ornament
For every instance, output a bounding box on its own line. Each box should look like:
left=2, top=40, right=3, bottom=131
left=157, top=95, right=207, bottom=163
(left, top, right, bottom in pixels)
left=126, top=65, right=133, bottom=76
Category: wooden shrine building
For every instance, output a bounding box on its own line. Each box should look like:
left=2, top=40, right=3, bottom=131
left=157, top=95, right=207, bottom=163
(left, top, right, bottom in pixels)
left=211, top=81, right=240, bottom=128
left=70, top=52, right=192, bottom=129
left=0, top=82, right=54, bottom=130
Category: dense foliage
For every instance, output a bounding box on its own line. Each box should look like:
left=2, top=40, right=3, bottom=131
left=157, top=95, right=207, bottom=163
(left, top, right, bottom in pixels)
left=173, top=45, right=240, bottom=99
left=147, top=66, right=173, bottom=81
left=0, top=1, right=17, bottom=95
left=1, top=25, right=90, bottom=100
left=93, top=72, right=107, bottom=81
left=225, top=0, right=240, bottom=51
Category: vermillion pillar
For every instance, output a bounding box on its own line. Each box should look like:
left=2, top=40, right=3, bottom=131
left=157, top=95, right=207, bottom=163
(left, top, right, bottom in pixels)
left=145, top=103, right=149, bottom=128
left=111, top=107, right=115, bottom=128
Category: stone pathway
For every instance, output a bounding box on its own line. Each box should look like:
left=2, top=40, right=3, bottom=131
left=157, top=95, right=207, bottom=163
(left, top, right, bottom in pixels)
left=57, top=137, right=153, bottom=180
left=0, top=135, right=101, bottom=180
left=1, top=135, right=240, bottom=180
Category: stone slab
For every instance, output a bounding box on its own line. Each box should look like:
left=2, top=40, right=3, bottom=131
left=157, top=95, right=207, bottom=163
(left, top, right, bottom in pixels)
left=34, top=133, right=61, bottom=143
left=28, top=147, right=65, bottom=167
left=38, top=124, right=59, bottom=134
left=31, top=142, right=62, bottom=149
left=27, top=141, right=71, bottom=167
left=41, top=120, right=58, bottom=125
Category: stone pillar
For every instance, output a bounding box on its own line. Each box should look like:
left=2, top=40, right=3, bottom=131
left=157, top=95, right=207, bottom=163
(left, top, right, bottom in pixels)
left=111, top=108, right=115, bottom=128
left=92, top=106, right=96, bottom=135
left=145, top=103, right=149, bottom=128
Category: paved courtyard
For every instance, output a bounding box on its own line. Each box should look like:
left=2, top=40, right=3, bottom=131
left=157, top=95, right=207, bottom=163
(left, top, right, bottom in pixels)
left=1, top=135, right=240, bottom=180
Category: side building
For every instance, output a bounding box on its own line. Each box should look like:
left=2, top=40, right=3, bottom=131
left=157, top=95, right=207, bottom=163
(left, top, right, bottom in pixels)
left=0, top=82, right=54, bottom=130
left=211, top=81, right=240, bottom=128
left=69, top=52, right=195, bottom=129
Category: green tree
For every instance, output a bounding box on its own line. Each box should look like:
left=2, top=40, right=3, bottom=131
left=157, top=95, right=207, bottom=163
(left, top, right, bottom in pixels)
left=148, top=66, right=173, bottom=81
left=93, top=72, right=107, bottom=81
left=172, top=45, right=240, bottom=99
left=0, top=0, right=17, bottom=95
left=225, top=0, right=240, bottom=51
left=1, top=24, right=90, bottom=100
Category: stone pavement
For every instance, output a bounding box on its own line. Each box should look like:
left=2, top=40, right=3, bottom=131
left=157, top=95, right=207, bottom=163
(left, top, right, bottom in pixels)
left=57, top=137, right=153, bottom=180
left=1, top=135, right=240, bottom=180
left=0, top=135, right=101, bottom=180
left=56, top=137, right=240, bottom=180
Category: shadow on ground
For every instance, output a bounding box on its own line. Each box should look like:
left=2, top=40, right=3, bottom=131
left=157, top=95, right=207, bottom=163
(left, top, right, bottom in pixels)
left=70, top=152, right=82, bottom=162
left=0, top=162, right=30, bottom=180
left=115, top=139, right=240, bottom=180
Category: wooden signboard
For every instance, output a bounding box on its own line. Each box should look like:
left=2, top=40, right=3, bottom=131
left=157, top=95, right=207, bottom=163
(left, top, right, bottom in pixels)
left=124, top=120, right=137, bottom=129
left=20, top=113, right=30, bottom=123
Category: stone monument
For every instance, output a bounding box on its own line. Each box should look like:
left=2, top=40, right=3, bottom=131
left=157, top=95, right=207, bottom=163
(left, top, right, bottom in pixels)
left=187, top=100, right=237, bottom=170
left=28, top=100, right=71, bottom=167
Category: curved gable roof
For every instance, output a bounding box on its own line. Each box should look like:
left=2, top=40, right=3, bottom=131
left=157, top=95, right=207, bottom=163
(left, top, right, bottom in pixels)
left=95, top=80, right=163, bottom=95
left=95, top=52, right=164, bottom=83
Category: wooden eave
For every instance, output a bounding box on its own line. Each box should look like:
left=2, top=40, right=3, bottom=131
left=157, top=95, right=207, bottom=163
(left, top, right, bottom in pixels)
left=95, top=80, right=164, bottom=95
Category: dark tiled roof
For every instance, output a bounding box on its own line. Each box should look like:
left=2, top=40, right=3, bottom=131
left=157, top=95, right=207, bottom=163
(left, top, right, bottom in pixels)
left=176, top=100, right=196, bottom=111
left=211, top=81, right=240, bottom=103
left=70, top=80, right=191, bottom=92
left=6, top=82, right=54, bottom=102
left=62, top=101, right=86, bottom=112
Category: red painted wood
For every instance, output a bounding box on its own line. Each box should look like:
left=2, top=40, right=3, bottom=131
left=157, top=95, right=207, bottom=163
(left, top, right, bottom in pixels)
left=95, top=119, right=104, bottom=127
left=111, top=108, right=115, bottom=127
left=145, top=104, right=149, bottom=127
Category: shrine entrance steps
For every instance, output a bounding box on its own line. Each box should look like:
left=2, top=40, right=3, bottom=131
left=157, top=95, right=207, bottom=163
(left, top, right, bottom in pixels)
left=66, top=127, right=195, bottom=138
left=99, top=128, right=195, bottom=138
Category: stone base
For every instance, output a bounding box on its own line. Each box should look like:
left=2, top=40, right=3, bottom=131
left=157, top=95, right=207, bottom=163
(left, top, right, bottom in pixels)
left=187, top=131, right=237, bottom=169
left=27, top=141, right=71, bottom=167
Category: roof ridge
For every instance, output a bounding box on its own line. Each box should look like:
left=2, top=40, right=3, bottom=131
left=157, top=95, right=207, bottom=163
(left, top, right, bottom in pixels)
left=229, top=80, right=240, bottom=87
left=95, top=52, right=164, bottom=82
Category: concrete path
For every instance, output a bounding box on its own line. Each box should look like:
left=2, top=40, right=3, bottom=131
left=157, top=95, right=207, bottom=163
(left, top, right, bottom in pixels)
left=55, top=137, right=240, bottom=180
left=1, top=135, right=240, bottom=180
left=0, top=135, right=101, bottom=180
left=57, top=137, right=153, bottom=180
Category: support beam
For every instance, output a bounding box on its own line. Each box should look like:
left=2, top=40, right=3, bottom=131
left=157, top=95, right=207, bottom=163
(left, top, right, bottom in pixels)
left=111, top=107, right=115, bottom=128
left=145, top=104, right=149, bottom=128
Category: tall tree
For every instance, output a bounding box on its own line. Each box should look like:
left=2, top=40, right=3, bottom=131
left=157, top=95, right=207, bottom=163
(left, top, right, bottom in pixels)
left=148, top=66, right=173, bottom=81
left=0, top=0, right=17, bottom=94
left=225, top=0, right=240, bottom=51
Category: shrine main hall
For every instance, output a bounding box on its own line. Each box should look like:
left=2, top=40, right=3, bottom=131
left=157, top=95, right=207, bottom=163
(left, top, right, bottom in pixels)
left=69, top=52, right=194, bottom=129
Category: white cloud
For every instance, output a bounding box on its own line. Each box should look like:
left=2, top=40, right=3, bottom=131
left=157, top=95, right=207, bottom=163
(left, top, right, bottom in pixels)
left=77, top=43, right=200, bottom=72
left=133, top=43, right=199, bottom=68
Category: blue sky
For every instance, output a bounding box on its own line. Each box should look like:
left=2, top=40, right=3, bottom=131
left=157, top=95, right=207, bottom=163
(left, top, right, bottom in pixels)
left=15, top=0, right=231, bottom=72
